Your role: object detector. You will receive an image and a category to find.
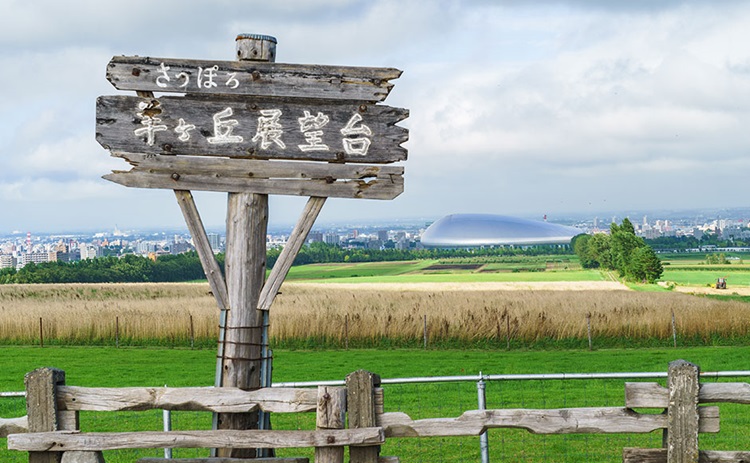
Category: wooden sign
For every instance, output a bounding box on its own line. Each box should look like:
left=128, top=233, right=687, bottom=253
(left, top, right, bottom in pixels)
left=99, top=49, right=408, bottom=200
left=97, top=96, right=407, bottom=164
left=107, top=56, right=402, bottom=102
left=104, top=152, right=404, bottom=200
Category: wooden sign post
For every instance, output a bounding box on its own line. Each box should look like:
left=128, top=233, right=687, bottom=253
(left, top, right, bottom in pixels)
left=96, top=34, right=408, bottom=458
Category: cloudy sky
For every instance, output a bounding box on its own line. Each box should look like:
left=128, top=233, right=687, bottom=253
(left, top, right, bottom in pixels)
left=2, top=0, right=750, bottom=233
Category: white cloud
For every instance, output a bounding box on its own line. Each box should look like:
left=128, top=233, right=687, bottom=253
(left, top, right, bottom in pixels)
left=3, top=0, right=750, bottom=231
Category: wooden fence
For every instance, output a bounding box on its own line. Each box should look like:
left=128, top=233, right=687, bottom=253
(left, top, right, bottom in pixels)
left=5, top=360, right=750, bottom=462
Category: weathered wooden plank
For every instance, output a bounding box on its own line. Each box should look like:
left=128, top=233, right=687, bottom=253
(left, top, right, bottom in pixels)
left=627, top=382, right=750, bottom=408
left=136, top=459, right=308, bottom=463
left=258, top=196, right=326, bottom=312
left=624, top=448, right=750, bottom=463
left=626, top=382, right=668, bottom=408
left=667, top=360, right=700, bottom=463
left=699, top=383, right=750, bottom=404
left=347, top=371, right=381, bottom=463
left=8, top=428, right=385, bottom=451
left=378, top=406, right=720, bottom=438
left=96, top=96, right=408, bottom=163
left=111, top=152, right=404, bottom=180
left=103, top=171, right=403, bottom=200
left=0, top=415, right=27, bottom=437
left=56, top=386, right=317, bottom=413
left=107, top=56, right=401, bottom=102
left=315, top=386, right=346, bottom=463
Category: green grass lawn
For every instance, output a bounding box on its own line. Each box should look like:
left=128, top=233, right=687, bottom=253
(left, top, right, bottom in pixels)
left=662, top=269, right=750, bottom=287
left=303, top=269, right=605, bottom=284
left=3, top=346, right=750, bottom=462
left=284, top=260, right=433, bottom=280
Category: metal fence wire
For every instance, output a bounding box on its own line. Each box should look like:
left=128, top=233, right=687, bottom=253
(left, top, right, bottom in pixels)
left=2, top=371, right=750, bottom=463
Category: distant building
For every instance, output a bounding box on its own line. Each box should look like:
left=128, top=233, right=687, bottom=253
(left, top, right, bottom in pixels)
left=207, top=233, right=222, bottom=252
left=308, top=231, right=323, bottom=243
left=323, top=233, right=340, bottom=245
left=80, top=245, right=101, bottom=260
left=0, top=254, right=16, bottom=269
left=421, top=214, right=581, bottom=247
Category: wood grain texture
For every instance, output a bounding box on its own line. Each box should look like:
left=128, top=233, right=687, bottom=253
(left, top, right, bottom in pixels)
left=315, top=386, right=347, bottom=463
left=667, top=360, right=700, bottom=463
left=174, top=190, right=229, bottom=312
left=60, top=451, right=104, bottom=463
left=8, top=428, right=385, bottom=451
left=104, top=171, right=402, bottom=200
left=25, top=367, right=66, bottom=463
left=347, top=371, right=380, bottom=463
left=258, top=197, right=326, bottom=312
left=56, top=386, right=317, bottom=413
left=217, top=192, right=268, bottom=457
left=0, top=416, right=28, bottom=437
left=96, top=96, right=408, bottom=163
left=627, top=382, right=750, bottom=408
left=378, top=406, right=720, bottom=438
left=136, top=458, right=308, bottom=463
left=107, top=56, right=401, bottom=102
left=111, top=152, right=404, bottom=179
left=624, top=448, right=750, bottom=463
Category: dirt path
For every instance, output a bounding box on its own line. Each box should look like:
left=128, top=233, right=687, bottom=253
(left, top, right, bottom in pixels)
left=671, top=285, right=750, bottom=296
left=288, top=281, right=631, bottom=292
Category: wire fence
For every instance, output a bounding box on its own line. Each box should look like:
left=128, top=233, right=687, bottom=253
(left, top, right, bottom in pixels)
left=2, top=371, right=750, bottom=462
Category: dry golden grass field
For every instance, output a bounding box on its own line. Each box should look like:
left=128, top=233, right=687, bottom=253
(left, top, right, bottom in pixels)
left=1, top=281, right=749, bottom=346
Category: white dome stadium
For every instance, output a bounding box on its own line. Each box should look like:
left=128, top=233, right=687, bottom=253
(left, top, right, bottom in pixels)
left=421, top=214, right=582, bottom=247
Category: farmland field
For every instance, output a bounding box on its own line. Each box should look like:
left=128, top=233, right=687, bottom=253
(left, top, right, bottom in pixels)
left=3, top=253, right=750, bottom=461
left=3, top=252, right=750, bottom=347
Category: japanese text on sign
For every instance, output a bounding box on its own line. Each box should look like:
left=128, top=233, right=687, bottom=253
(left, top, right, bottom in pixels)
left=134, top=102, right=373, bottom=156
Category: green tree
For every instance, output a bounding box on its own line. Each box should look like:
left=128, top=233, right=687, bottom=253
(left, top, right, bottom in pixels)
left=627, top=246, right=664, bottom=283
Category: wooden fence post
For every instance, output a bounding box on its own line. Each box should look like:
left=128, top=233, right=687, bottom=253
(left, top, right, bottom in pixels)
left=25, top=368, right=65, bottom=463
left=666, top=359, right=700, bottom=463
left=315, top=386, right=346, bottom=463
left=347, top=370, right=381, bottom=463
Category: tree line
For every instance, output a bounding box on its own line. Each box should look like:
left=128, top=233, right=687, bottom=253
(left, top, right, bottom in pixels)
left=572, top=218, right=663, bottom=283
left=0, top=243, right=572, bottom=284
left=0, top=252, right=212, bottom=284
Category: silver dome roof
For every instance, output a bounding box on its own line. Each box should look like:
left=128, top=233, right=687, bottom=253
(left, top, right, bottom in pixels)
left=421, top=214, right=582, bottom=247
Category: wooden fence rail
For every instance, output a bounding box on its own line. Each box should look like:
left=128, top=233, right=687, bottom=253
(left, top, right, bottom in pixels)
left=5, top=360, right=750, bottom=463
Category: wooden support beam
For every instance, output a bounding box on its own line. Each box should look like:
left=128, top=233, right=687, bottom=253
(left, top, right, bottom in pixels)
left=25, top=367, right=67, bottom=463
left=174, top=190, right=229, bottom=313
left=667, top=360, right=700, bottom=463
left=216, top=34, right=274, bottom=459
left=347, top=371, right=381, bottom=463
left=315, top=386, right=346, bottom=463
left=258, top=196, right=326, bottom=312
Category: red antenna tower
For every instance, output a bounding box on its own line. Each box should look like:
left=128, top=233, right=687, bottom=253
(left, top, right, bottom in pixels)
left=26, top=232, right=31, bottom=252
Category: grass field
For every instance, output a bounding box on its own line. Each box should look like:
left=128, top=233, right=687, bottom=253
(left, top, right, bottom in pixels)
left=3, top=251, right=750, bottom=461
left=2, top=346, right=750, bottom=463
